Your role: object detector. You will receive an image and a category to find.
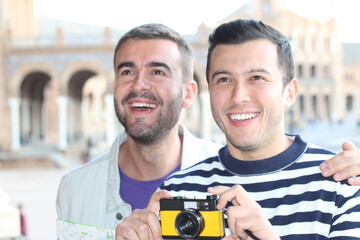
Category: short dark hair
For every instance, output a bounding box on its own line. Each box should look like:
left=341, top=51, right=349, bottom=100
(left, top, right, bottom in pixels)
left=114, top=23, right=194, bottom=82
left=206, top=19, right=294, bottom=86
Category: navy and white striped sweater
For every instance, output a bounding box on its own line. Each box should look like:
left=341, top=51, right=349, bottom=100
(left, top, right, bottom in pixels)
left=160, top=135, right=360, bottom=239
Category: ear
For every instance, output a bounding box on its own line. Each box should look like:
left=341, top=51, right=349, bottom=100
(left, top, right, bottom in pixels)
left=284, top=78, right=299, bottom=109
left=182, top=80, right=198, bottom=109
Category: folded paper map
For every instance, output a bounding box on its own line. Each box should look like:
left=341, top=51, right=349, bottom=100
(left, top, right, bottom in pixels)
left=57, top=219, right=115, bottom=240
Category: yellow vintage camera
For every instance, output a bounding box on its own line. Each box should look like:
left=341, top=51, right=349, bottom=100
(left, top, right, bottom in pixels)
left=159, top=195, right=225, bottom=239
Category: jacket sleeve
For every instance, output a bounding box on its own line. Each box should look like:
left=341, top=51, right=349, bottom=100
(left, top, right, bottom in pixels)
left=56, top=175, right=69, bottom=220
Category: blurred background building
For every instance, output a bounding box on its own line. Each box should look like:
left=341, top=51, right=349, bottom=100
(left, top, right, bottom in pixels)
left=1, top=0, right=360, bottom=239
left=0, top=0, right=359, bottom=165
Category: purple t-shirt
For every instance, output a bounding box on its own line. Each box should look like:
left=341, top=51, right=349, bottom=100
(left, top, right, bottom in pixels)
left=119, top=165, right=181, bottom=210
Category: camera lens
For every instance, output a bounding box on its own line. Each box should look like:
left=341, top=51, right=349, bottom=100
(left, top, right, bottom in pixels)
left=175, top=209, right=204, bottom=238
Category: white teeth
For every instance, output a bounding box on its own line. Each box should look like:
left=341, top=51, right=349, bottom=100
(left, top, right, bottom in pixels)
left=131, top=103, right=156, bottom=109
left=230, top=113, right=258, bottom=121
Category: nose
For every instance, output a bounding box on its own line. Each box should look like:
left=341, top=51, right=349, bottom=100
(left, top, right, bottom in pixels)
left=131, top=71, right=151, bottom=93
left=230, top=82, right=251, bottom=104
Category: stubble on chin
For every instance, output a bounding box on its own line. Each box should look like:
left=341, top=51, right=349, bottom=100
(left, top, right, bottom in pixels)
left=114, top=94, right=183, bottom=145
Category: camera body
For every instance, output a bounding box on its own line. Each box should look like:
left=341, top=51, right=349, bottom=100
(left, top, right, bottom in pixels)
left=159, top=195, right=225, bottom=239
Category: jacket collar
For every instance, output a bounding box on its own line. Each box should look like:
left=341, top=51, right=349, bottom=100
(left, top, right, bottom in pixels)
left=106, top=124, right=193, bottom=212
left=106, top=132, right=127, bottom=213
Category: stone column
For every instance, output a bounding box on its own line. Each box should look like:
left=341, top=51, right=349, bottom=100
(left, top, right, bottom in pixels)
left=199, top=91, right=212, bottom=140
left=318, top=93, right=327, bottom=122
left=8, top=98, right=21, bottom=150
left=20, top=99, right=31, bottom=142
left=355, top=91, right=360, bottom=122
left=57, top=96, right=68, bottom=150
left=104, top=94, right=116, bottom=146
left=305, top=93, right=314, bottom=121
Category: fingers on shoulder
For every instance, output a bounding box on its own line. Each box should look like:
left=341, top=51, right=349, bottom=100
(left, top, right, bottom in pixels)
left=348, top=176, right=360, bottom=186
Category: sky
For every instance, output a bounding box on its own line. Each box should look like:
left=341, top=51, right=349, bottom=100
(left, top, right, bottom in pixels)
left=33, top=0, right=360, bottom=43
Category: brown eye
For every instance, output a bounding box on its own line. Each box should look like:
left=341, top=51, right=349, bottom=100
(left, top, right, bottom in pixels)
left=121, top=70, right=134, bottom=75
left=250, top=75, right=265, bottom=81
left=218, top=77, right=231, bottom=83
left=152, top=69, right=165, bottom=75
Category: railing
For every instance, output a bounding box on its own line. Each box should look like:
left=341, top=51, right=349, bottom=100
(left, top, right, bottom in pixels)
left=299, top=77, right=335, bottom=86
left=8, top=34, right=123, bottom=49
left=7, top=32, right=199, bottom=49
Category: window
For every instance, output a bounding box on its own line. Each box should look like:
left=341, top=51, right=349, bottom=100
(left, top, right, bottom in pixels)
left=298, top=36, right=304, bottom=50
left=310, top=65, right=317, bottom=78
left=324, top=95, right=331, bottom=120
left=312, top=37, right=317, bottom=51
left=346, top=95, right=354, bottom=112
left=297, top=64, right=304, bottom=78
left=323, top=65, right=330, bottom=79
left=299, top=95, right=305, bottom=117
left=324, top=38, right=330, bottom=52
left=312, top=95, right=318, bottom=120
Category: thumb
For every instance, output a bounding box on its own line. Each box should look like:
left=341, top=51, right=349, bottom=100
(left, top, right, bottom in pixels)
left=208, top=186, right=230, bottom=195
left=146, top=190, right=171, bottom=212
left=342, top=141, right=356, bottom=151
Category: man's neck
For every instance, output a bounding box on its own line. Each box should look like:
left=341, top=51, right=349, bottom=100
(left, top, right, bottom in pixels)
left=118, top=127, right=182, bottom=181
left=228, top=134, right=293, bottom=161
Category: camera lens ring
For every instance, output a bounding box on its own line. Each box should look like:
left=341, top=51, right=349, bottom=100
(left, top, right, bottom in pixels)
left=175, top=208, right=204, bottom=238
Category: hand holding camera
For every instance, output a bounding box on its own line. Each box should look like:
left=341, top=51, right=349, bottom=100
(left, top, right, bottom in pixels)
left=159, top=194, right=225, bottom=239
left=115, top=190, right=171, bottom=240
left=209, top=185, right=279, bottom=240
left=115, top=187, right=276, bottom=240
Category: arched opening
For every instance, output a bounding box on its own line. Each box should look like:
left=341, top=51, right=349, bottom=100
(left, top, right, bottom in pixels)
left=19, top=71, right=51, bottom=145
left=82, top=75, right=107, bottom=144
left=67, top=70, right=97, bottom=143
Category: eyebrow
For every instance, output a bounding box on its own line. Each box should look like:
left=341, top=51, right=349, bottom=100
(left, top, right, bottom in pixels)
left=248, top=68, right=271, bottom=75
left=116, top=61, right=134, bottom=72
left=147, top=61, right=172, bottom=72
left=116, top=61, right=172, bottom=73
left=211, top=68, right=271, bottom=80
left=211, top=70, right=230, bottom=81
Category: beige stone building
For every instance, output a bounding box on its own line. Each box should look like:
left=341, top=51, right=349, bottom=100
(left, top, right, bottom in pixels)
left=219, top=0, right=350, bottom=126
left=0, top=0, right=358, bottom=162
left=343, top=43, right=360, bottom=122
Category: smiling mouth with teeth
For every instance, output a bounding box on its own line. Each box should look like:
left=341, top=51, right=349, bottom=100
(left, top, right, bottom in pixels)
left=131, top=102, right=157, bottom=110
left=229, top=112, right=259, bottom=121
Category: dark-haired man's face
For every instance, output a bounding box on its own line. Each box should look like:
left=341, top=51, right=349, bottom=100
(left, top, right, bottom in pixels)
left=208, top=39, right=298, bottom=159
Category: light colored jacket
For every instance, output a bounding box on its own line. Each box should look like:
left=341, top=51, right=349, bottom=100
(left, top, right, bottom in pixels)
left=56, top=124, right=222, bottom=229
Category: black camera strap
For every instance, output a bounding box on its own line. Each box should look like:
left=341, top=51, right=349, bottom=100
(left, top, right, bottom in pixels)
left=223, top=209, right=260, bottom=240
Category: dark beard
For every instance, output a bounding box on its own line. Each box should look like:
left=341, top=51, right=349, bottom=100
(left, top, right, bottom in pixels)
left=114, top=91, right=183, bottom=145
